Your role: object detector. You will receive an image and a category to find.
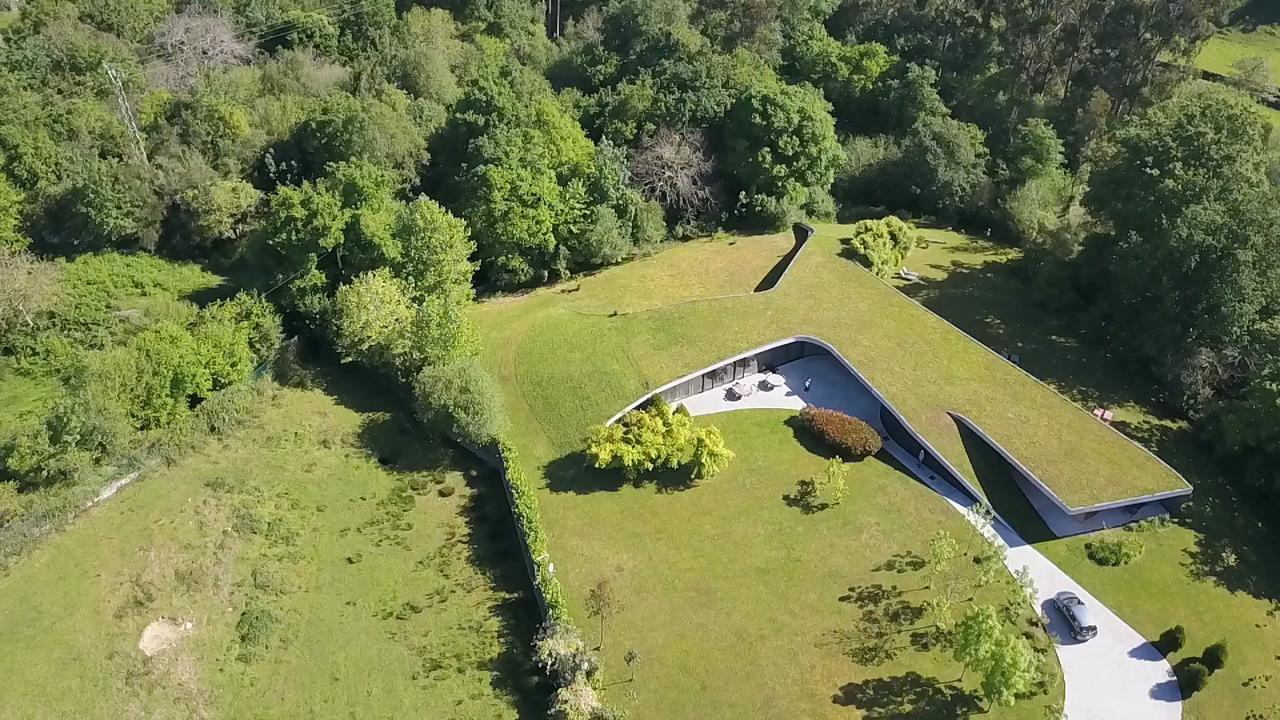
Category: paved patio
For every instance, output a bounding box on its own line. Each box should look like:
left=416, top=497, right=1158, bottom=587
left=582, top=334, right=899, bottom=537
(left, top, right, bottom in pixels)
left=676, top=355, right=882, bottom=423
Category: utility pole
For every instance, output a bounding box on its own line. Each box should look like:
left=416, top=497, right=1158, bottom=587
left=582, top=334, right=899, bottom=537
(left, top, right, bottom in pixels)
left=104, top=62, right=148, bottom=165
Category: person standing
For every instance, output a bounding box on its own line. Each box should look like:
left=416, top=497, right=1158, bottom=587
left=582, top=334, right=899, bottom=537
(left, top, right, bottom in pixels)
left=803, top=377, right=812, bottom=393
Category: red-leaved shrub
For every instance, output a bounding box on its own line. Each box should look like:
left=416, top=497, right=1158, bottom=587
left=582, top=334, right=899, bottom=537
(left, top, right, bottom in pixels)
left=799, top=406, right=882, bottom=458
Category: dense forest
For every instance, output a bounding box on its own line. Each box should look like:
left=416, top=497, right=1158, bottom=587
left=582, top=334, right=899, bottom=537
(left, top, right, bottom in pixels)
left=2, top=0, right=1279, bottom=567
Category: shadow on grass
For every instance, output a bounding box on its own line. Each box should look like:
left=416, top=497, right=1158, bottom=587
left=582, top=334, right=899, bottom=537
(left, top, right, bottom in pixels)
left=543, top=451, right=700, bottom=495
left=832, top=672, right=981, bottom=718
left=312, top=357, right=546, bottom=718
left=952, top=418, right=1055, bottom=545
left=887, top=237, right=1280, bottom=603
left=1112, top=417, right=1280, bottom=607
left=459, top=467, right=549, bottom=717
left=896, top=254, right=1161, bottom=415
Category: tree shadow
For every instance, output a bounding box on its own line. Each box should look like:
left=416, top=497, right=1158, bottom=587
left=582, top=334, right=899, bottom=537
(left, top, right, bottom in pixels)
left=783, top=415, right=839, bottom=459
left=459, top=464, right=549, bottom=717
left=829, top=582, right=929, bottom=667
left=892, top=236, right=1280, bottom=604
left=874, top=551, right=927, bottom=574
left=542, top=451, right=700, bottom=495
left=310, top=354, right=545, bottom=717
left=1112, top=417, right=1280, bottom=606
left=952, top=419, right=1055, bottom=545
left=782, top=488, right=830, bottom=514
left=832, top=672, right=982, bottom=718
left=898, top=254, right=1162, bottom=415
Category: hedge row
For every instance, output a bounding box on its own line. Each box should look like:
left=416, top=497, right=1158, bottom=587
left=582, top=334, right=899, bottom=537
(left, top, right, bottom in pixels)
left=495, top=437, right=570, bottom=622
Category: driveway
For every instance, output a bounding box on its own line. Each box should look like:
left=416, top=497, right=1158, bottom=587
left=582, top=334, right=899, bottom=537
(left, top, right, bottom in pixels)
left=677, top=354, right=1182, bottom=720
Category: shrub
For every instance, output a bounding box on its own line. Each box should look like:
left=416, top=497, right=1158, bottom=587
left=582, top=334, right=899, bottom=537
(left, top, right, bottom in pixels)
left=843, top=216, right=924, bottom=278
left=1202, top=641, right=1228, bottom=673
left=1085, top=534, right=1144, bottom=566
left=798, top=405, right=882, bottom=458
left=1176, top=660, right=1209, bottom=698
left=1158, top=625, right=1187, bottom=655
left=412, top=358, right=508, bottom=447
left=235, top=603, right=279, bottom=659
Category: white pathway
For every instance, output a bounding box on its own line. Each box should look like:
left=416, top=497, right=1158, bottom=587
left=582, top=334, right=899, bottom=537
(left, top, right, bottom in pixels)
left=677, top=355, right=1181, bottom=720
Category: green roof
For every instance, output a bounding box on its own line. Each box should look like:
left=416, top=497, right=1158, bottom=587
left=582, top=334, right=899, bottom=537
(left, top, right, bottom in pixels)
left=474, top=225, right=1190, bottom=511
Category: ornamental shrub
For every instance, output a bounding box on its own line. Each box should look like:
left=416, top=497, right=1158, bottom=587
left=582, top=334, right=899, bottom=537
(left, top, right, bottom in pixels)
left=798, top=405, right=882, bottom=458
left=1158, top=625, right=1187, bottom=655
left=1085, top=534, right=1144, bottom=567
left=1176, top=660, right=1209, bottom=698
left=1202, top=641, right=1228, bottom=673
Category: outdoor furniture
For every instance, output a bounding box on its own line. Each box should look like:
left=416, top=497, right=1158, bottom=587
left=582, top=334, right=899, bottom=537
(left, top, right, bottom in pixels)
left=727, top=381, right=756, bottom=400
left=1092, top=408, right=1115, bottom=423
left=898, top=267, right=922, bottom=282
left=760, top=373, right=785, bottom=390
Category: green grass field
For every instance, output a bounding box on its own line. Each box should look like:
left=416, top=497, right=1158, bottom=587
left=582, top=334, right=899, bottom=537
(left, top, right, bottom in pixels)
left=893, top=229, right=1280, bottom=720
left=536, top=409, right=1062, bottom=718
left=1195, top=28, right=1280, bottom=82
left=476, top=225, right=1186, bottom=512
left=0, top=372, right=541, bottom=719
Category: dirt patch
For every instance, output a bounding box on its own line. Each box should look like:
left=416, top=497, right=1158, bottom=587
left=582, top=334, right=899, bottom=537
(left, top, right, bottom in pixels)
left=138, top=617, right=193, bottom=657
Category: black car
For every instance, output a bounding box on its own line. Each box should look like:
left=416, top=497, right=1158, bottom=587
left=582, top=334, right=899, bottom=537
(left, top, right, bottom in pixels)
left=1053, top=591, right=1098, bottom=641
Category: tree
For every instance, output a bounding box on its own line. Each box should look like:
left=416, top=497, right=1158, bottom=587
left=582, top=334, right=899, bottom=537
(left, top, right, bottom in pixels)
left=979, top=631, right=1040, bottom=710
left=927, top=529, right=961, bottom=588
left=818, top=458, right=849, bottom=506
left=413, top=359, right=508, bottom=447
left=333, top=269, right=416, bottom=371
left=720, top=71, right=842, bottom=228
left=952, top=604, right=1002, bottom=681
left=584, top=400, right=718, bottom=481
left=393, top=196, right=475, bottom=299
left=690, top=426, right=734, bottom=480
left=177, top=179, right=260, bottom=248
left=533, top=621, right=596, bottom=687
left=585, top=577, right=623, bottom=650
left=845, top=216, right=923, bottom=278
left=148, top=10, right=251, bottom=89
left=266, top=88, right=428, bottom=184
left=973, top=536, right=1007, bottom=587
left=393, top=8, right=466, bottom=103
left=899, top=114, right=990, bottom=217
left=0, top=247, right=60, bottom=344
left=1082, top=83, right=1280, bottom=411
left=0, top=176, right=26, bottom=250
left=630, top=128, right=719, bottom=221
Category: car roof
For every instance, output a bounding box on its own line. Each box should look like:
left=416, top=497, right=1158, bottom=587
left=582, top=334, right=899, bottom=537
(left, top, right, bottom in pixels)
left=1072, top=602, right=1096, bottom=627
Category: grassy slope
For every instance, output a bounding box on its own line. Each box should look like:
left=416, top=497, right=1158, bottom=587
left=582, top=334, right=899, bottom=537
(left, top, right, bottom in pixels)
left=895, top=228, right=1280, bottom=720
left=0, top=374, right=540, bottom=719
left=1195, top=29, right=1280, bottom=80
left=545, top=409, right=1061, bottom=719
left=475, top=226, right=1185, bottom=512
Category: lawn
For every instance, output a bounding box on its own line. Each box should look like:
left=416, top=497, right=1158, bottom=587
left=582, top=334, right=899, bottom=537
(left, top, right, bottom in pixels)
left=1194, top=28, right=1280, bottom=83
left=540, top=409, right=1062, bottom=718
left=475, top=225, right=1187, bottom=513
left=892, top=229, right=1280, bottom=720
left=0, top=370, right=542, bottom=719
left=0, top=366, right=55, bottom=441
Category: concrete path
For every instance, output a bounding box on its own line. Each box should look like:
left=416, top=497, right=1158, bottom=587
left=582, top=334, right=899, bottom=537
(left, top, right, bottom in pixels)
left=677, top=355, right=1181, bottom=720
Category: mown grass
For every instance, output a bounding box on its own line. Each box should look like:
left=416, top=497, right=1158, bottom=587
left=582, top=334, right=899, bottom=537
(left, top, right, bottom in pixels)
left=541, top=409, right=1062, bottom=719
left=0, top=370, right=541, bottom=719
left=475, top=225, right=1186, bottom=512
left=1195, top=28, right=1280, bottom=83
left=892, top=229, right=1280, bottom=720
